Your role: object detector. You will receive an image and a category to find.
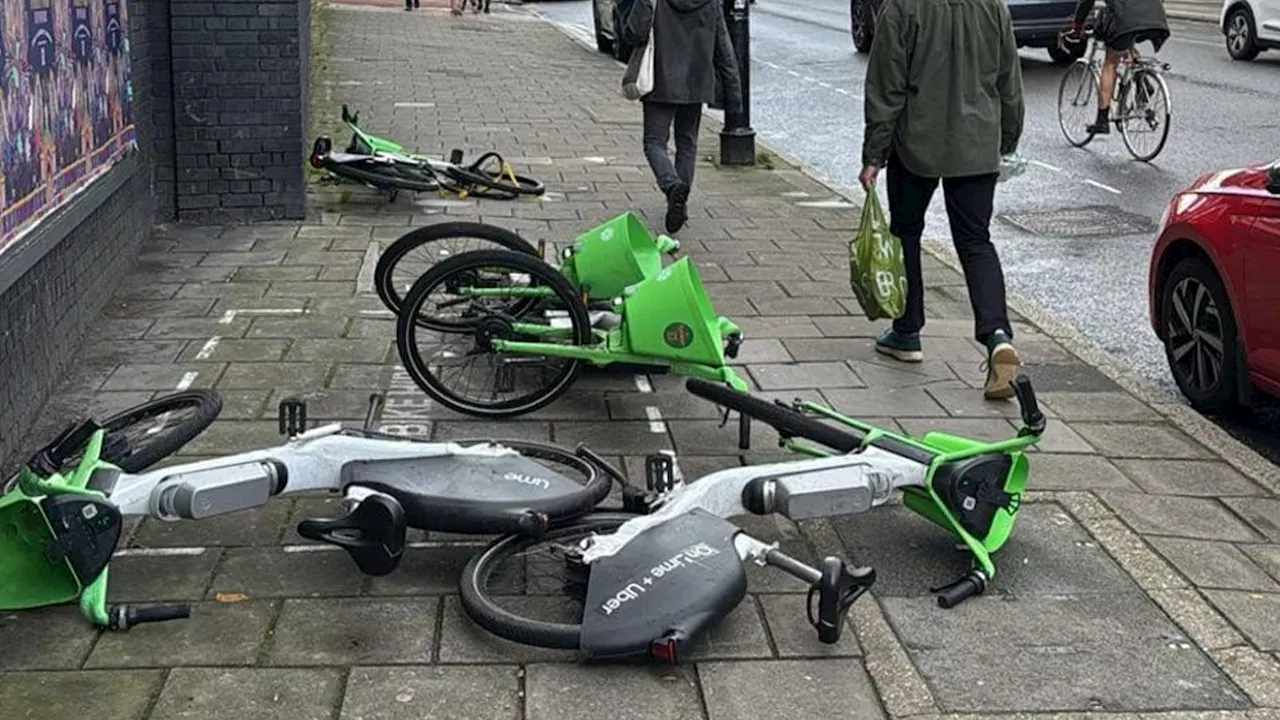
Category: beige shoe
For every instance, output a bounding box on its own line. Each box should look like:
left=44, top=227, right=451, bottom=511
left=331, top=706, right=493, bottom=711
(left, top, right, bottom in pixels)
left=983, top=333, right=1020, bottom=400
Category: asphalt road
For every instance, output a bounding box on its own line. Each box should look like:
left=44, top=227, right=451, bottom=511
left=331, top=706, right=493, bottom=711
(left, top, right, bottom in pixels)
left=528, top=0, right=1280, bottom=462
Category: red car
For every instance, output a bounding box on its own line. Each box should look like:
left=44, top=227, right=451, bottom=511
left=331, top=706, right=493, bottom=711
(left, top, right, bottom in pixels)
left=1149, top=158, right=1280, bottom=414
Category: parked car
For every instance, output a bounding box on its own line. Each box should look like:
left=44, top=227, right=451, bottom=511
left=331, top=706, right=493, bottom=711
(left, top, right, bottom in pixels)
left=850, top=0, right=1086, bottom=63
left=1222, top=0, right=1280, bottom=60
left=594, top=0, right=637, bottom=63
left=1148, top=158, right=1280, bottom=414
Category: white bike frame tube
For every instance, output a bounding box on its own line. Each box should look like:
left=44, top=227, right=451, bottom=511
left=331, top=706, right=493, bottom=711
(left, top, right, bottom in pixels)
left=579, top=447, right=927, bottom=563
left=109, top=424, right=520, bottom=517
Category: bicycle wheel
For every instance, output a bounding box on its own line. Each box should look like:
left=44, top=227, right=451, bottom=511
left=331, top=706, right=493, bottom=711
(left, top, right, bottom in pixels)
left=446, top=153, right=546, bottom=197
left=374, top=222, right=539, bottom=318
left=97, top=391, right=223, bottom=473
left=396, top=249, right=593, bottom=418
left=1119, top=68, right=1171, bottom=163
left=459, top=512, right=637, bottom=650
left=1057, top=61, right=1099, bottom=148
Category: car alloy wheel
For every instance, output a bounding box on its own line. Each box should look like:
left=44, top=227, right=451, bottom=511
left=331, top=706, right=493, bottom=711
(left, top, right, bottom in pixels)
left=1166, top=275, right=1226, bottom=396
left=1226, top=9, right=1260, bottom=60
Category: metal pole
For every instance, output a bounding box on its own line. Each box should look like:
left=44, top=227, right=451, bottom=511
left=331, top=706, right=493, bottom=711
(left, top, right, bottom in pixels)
left=719, top=0, right=755, bottom=166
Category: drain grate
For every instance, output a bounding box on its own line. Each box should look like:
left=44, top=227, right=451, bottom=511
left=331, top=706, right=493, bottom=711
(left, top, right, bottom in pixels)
left=998, top=205, right=1155, bottom=238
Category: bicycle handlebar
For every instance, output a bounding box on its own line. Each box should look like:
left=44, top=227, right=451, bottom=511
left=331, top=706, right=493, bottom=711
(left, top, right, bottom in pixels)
left=108, top=603, right=191, bottom=630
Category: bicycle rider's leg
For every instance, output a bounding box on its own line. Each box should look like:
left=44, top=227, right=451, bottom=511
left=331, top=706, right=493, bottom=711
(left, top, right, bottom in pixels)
left=1091, top=32, right=1135, bottom=133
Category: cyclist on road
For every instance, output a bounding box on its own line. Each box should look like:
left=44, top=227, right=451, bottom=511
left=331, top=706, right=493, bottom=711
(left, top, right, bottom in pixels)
left=1061, top=0, right=1170, bottom=135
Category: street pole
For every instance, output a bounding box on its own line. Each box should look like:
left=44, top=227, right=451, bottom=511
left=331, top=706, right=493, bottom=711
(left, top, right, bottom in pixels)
left=719, top=0, right=755, bottom=166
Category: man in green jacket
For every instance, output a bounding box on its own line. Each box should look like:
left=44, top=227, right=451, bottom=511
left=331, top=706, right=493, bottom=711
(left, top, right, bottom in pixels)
left=859, top=0, right=1025, bottom=400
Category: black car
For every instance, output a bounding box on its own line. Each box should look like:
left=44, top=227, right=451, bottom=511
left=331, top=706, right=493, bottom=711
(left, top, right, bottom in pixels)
left=851, top=0, right=1087, bottom=63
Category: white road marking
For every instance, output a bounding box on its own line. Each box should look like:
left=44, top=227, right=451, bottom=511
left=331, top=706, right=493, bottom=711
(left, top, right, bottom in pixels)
left=1084, top=178, right=1123, bottom=194
left=194, top=337, right=221, bottom=360
left=283, top=544, right=340, bottom=553
left=787, top=69, right=802, bottom=77
left=634, top=374, right=653, bottom=393
left=645, top=406, right=667, bottom=433
left=220, top=310, right=238, bottom=324
left=176, top=372, right=199, bottom=391
left=817, top=81, right=832, bottom=89
left=115, top=547, right=207, bottom=557
left=357, top=241, right=379, bottom=295
left=394, top=102, right=436, bottom=108
left=359, top=309, right=396, bottom=318
left=1030, top=160, right=1063, bottom=172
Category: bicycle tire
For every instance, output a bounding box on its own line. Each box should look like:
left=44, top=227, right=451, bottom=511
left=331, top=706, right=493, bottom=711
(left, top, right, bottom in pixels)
left=321, top=157, right=440, bottom=193
left=446, top=153, right=546, bottom=197
left=458, top=512, right=638, bottom=650
left=1119, top=68, right=1171, bottom=163
left=98, top=391, right=223, bottom=473
left=1057, top=60, right=1099, bottom=148
left=396, top=249, right=592, bottom=418
left=374, top=222, right=539, bottom=318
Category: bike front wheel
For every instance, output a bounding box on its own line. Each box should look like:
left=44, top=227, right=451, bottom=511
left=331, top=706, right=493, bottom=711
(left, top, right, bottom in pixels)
left=1057, top=61, right=1099, bottom=148
left=98, top=391, right=223, bottom=473
left=446, top=153, right=546, bottom=197
left=458, top=512, right=638, bottom=650
left=1119, top=69, right=1171, bottom=162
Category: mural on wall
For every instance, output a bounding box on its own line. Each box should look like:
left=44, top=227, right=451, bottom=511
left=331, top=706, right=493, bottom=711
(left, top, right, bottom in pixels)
left=0, top=0, right=136, bottom=251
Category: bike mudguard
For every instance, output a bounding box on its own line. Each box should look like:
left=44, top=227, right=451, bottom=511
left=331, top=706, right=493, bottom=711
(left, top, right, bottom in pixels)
left=339, top=453, right=601, bottom=534
left=579, top=509, right=747, bottom=662
left=0, top=490, right=120, bottom=611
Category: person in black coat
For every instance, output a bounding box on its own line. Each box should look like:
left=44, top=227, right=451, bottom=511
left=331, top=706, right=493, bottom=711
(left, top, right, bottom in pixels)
left=622, top=0, right=743, bottom=233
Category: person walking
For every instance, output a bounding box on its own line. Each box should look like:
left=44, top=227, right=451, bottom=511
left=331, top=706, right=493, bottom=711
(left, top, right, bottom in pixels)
left=620, top=0, right=742, bottom=234
left=858, top=0, right=1025, bottom=399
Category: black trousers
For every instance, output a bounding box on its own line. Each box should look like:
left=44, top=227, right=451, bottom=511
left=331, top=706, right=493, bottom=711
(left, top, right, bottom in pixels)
left=886, top=151, right=1010, bottom=346
left=642, top=101, right=703, bottom=192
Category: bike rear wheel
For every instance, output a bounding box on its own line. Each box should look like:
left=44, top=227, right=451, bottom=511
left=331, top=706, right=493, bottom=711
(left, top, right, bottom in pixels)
left=375, top=222, right=539, bottom=318
left=1057, top=61, right=1099, bottom=148
left=446, top=153, right=546, bottom=197
left=458, top=512, right=637, bottom=650
left=395, top=249, right=592, bottom=418
left=1119, top=68, right=1171, bottom=162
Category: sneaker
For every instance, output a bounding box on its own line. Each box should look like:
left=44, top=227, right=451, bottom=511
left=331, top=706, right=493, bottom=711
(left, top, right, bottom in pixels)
left=874, top=329, right=923, bottom=363
left=982, top=330, right=1020, bottom=399
left=665, top=183, right=689, bottom=234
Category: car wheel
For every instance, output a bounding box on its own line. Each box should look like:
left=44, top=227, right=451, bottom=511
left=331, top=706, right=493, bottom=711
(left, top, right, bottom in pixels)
left=1047, top=40, right=1085, bottom=65
left=850, top=0, right=874, bottom=54
left=1225, top=6, right=1261, bottom=61
left=593, top=2, right=614, bottom=55
left=1160, top=256, right=1243, bottom=415
left=611, top=7, right=633, bottom=62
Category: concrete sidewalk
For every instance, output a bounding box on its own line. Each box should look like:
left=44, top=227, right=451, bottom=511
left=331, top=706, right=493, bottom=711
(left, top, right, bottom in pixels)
left=2, top=4, right=1279, bottom=719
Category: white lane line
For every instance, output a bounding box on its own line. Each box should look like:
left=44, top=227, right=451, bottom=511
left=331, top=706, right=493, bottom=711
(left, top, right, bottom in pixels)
left=634, top=374, right=653, bottom=393
left=220, top=310, right=238, bottom=324
left=176, top=372, right=199, bottom=391
left=1084, top=178, right=1122, bottom=194
left=356, top=241, right=379, bottom=295
left=194, top=337, right=221, bottom=360
left=1030, top=160, right=1063, bottom=172
left=816, top=81, right=832, bottom=89
left=283, top=544, right=340, bottom=553
left=645, top=406, right=667, bottom=433
left=115, top=547, right=208, bottom=557
left=787, top=69, right=802, bottom=77
left=234, top=308, right=306, bottom=316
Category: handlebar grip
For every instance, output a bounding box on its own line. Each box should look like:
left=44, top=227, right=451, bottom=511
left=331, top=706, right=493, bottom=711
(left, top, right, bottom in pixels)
left=935, top=572, right=986, bottom=609
left=109, top=603, right=191, bottom=629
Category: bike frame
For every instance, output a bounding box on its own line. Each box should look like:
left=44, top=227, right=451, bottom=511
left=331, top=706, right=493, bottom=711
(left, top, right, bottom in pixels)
left=1070, top=33, right=1171, bottom=128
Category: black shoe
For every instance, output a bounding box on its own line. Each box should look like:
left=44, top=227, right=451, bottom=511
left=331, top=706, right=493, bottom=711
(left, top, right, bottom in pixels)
left=1086, top=108, right=1110, bottom=135
left=665, top=183, right=689, bottom=234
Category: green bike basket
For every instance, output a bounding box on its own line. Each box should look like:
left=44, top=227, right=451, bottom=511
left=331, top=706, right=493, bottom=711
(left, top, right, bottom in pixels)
left=562, top=212, right=667, bottom=299
left=622, top=256, right=734, bottom=367
left=0, top=491, right=81, bottom=610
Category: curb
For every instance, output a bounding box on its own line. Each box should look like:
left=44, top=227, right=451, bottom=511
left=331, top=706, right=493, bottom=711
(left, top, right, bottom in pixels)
left=1168, top=10, right=1220, bottom=24
left=533, top=9, right=1280, bottom=495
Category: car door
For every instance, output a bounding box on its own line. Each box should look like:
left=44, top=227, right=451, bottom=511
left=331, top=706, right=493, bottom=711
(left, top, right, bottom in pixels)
left=1256, top=0, right=1280, bottom=43
left=1244, top=169, right=1280, bottom=384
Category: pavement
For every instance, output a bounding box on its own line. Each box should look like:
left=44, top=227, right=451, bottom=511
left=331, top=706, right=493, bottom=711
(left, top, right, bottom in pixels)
left=4, top=3, right=1280, bottom=719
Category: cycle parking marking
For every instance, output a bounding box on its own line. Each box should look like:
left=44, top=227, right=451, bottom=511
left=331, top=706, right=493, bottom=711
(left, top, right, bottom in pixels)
left=115, top=547, right=209, bottom=557
left=633, top=374, right=653, bottom=393
left=378, top=365, right=434, bottom=438
left=645, top=406, right=666, bottom=434
left=357, top=241, right=380, bottom=294
left=194, top=337, right=221, bottom=360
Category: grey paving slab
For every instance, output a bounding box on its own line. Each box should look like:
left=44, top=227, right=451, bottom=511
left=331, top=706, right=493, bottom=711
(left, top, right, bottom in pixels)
left=881, top=592, right=1251, bottom=712
left=266, top=597, right=439, bottom=666
left=525, top=664, right=704, bottom=720
left=0, top=670, right=161, bottom=720
left=780, top=337, right=875, bottom=362
left=84, top=599, right=275, bottom=668
left=607, top=390, right=725, bottom=421
left=215, top=363, right=334, bottom=392
left=758, top=593, right=863, bottom=658
left=207, top=546, right=366, bottom=598
left=341, top=665, right=522, bottom=720
left=149, top=667, right=343, bottom=720
left=820, top=385, right=953, bottom=417
left=1148, top=537, right=1280, bottom=592
left=1039, top=391, right=1164, bottom=421
left=178, top=338, right=290, bottom=363
left=896, top=416, right=1018, bottom=443
left=0, top=606, right=98, bottom=671
left=1025, top=453, right=1141, bottom=491
left=432, top=420, right=551, bottom=444
left=553, top=421, right=673, bottom=454
left=177, top=420, right=293, bottom=456
left=832, top=504, right=1139, bottom=597
left=365, top=546, right=495, bottom=596
left=1099, top=491, right=1265, bottom=542
left=437, top=595, right=577, bottom=664
left=1071, top=423, right=1215, bottom=459
left=666, top=418, right=786, bottom=457
left=144, top=317, right=252, bottom=339
left=699, top=658, right=885, bottom=720
left=1241, top=543, right=1280, bottom=584
left=130, top=500, right=291, bottom=547
left=101, top=363, right=223, bottom=391
left=727, top=337, right=795, bottom=365
left=848, top=358, right=961, bottom=388
left=286, top=338, right=392, bottom=363
left=748, top=361, right=864, bottom=390
left=1203, top=590, right=1280, bottom=652
left=1114, top=459, right=1267, bottom=496
left=200, top=388, right=273, bottom=419
left=1223, top=497, right=1280, bottom=542
left=105, top=549, right=223, bottom=602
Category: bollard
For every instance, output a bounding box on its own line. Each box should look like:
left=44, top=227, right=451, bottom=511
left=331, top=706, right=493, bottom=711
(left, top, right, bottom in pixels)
left=719, top=0, right=756, bottom=166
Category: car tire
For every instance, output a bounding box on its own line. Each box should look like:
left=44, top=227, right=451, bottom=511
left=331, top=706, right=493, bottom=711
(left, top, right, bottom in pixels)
left=611, top=7, right=633, bottom=63
left=1160, top=256, right=1244, bottom=415
left=1225, top=6, right=1261, bottom=61
left=593, top=2, right=614, bottom=55
left=850, top=0, right=874, bottom=54
left=1047, top=40, right=1085, bottom=65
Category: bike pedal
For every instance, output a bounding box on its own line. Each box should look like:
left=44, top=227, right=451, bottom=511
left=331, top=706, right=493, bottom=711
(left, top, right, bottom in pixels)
left=621, top=485, right=660, bottom=515
left=449, top=149, right=464, bottom=165
left=645, top=453, right=676, bottom=493
left=278, top=397, right=308, bottom=437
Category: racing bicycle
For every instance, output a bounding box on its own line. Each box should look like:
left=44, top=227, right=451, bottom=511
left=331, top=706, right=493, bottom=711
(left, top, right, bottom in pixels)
left=0, top=393, right=615, bottom=630
left=458, top=374, right=1048, bottom=662
left=1056, top=27, right=1172, bottom=162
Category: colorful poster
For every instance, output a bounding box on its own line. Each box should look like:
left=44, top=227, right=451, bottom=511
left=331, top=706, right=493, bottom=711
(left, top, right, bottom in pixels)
left=0, top=0, right=136, bottom=251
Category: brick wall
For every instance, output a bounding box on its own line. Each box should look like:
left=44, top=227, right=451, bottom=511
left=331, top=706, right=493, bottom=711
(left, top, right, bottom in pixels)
left=169, top=0, right=309, bottom=223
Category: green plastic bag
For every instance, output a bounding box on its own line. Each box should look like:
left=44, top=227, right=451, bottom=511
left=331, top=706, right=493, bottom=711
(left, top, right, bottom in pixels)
left=848, top=189, right=907, bottom=321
